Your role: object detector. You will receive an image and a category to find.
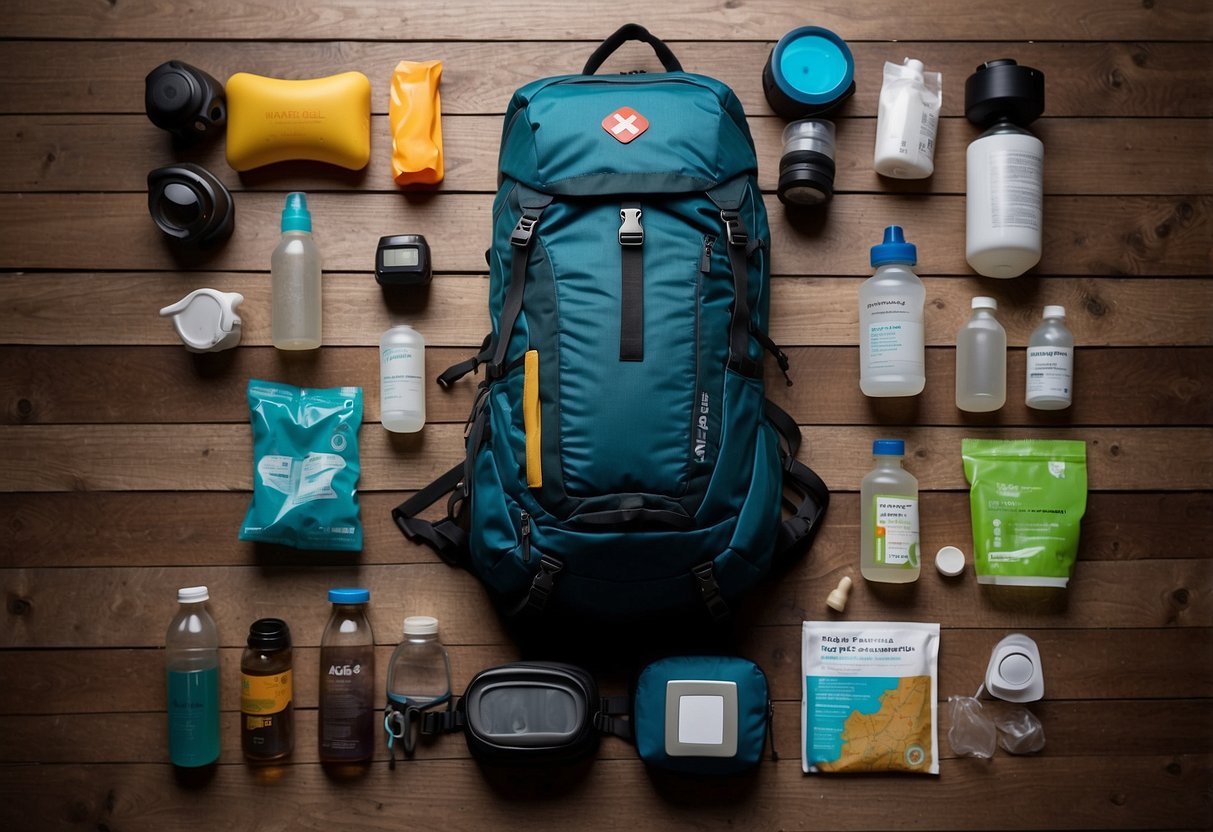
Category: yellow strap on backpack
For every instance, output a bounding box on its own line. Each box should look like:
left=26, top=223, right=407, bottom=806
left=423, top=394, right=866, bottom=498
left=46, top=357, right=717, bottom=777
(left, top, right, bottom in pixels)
left=390, top=60, right=445, bottom=186
left=523, top=350, right=542, bottom=488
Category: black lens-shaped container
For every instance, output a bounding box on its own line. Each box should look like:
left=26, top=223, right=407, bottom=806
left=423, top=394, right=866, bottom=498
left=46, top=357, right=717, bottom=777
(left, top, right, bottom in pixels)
left=145, top=60, right=227, bottom=140
left=147, top=163, right=234, bottom=247
left=964, top=59, right=1045, bottom=128
left=777, top=119, right=837, bottom=206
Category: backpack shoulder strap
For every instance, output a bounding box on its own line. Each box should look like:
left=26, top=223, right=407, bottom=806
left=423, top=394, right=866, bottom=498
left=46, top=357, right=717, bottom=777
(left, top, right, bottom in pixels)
left=764, top=399, right=830, bottom=559
left=392, top=462, right=469, bottom=568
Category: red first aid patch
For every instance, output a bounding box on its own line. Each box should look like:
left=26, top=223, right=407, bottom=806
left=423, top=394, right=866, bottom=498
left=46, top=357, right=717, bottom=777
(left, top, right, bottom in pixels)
left=601, top=107, right=649, bottom=144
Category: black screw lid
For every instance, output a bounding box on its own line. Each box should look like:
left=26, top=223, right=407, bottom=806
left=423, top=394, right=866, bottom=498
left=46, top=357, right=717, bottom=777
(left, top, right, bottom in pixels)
left=247, top=618, right=291, bottom=651
left=965, top=59, right=1045, bottom=128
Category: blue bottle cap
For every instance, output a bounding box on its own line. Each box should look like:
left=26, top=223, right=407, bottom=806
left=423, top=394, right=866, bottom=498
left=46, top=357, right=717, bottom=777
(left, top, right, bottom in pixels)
left=328, top=587, right=370, bottom=604
left=871, top=226, right=918, bottom=267
left=766, top=27, right=855, bottom=114
left=873, top=439, right=905, bottom=456
left=281, top=191, right=312, bottom=233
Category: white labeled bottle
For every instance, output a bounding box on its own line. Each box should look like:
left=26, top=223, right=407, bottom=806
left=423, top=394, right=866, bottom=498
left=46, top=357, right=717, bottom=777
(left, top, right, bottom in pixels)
left=165, top=585, right=220, bottom=767
left=272, top=191, right=322, bottom=350
left=964, top=59, right=1046, bottom=278
left=874, top=58, right=942, bottom=180
left=1026, top=305, right=1074, bottom=410
left=380, top=325, right=426, bottom=432
left=384, top=616, right=452, bottom=760
left=956, top=296, right=1007, bottom=412
left=859, top=225, right=925, bottom=397
left=860, top=440, right=920, bottom=583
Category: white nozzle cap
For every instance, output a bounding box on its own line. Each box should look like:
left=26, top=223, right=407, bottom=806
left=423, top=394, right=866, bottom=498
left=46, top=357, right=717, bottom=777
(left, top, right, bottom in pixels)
left=935, top=545, right=965, bottom=577
left=972, top=296, right=998, bottom=310
left=159, top=288, right=244, bottom=353
left=903, top=58, right=925, bottom=77
left=984, top=633, right=1045, bottom=703
left=1043, top=305, right=1066, bottom=319
left=403, top=615, right=438, bottom=635
left=177, top=585, right=209, bottom=603
left=826, top=576, right=853, bottom=612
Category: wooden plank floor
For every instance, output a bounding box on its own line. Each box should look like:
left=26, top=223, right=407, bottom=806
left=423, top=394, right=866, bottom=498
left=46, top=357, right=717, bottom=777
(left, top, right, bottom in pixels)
left=1, top=1, right=1211, bottom=829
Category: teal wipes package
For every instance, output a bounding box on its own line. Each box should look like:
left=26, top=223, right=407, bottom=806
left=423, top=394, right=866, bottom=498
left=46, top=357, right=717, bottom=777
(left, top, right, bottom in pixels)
left=802, top=621, right=940, bottom=775
left=240, top=380, right=363, bottom=551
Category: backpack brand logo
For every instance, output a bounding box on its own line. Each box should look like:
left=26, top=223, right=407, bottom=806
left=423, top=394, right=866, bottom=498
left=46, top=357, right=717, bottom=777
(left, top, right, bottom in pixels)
left=694, top=392, right=711, bottom=462
left=602, top=107, right=649, bottom=144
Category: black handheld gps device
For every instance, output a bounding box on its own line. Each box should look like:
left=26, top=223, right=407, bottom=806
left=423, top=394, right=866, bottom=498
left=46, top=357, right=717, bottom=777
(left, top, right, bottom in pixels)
left=375, top=234, right=432, bottom=286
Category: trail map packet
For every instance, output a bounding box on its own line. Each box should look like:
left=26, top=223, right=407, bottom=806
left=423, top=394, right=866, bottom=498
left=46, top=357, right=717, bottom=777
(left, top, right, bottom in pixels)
left=802, top=621, right=939, bottom=774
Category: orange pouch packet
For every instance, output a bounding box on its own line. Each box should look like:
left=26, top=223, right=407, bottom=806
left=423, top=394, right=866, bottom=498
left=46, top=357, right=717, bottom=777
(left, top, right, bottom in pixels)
left=390, top=60, right=444, bottom=186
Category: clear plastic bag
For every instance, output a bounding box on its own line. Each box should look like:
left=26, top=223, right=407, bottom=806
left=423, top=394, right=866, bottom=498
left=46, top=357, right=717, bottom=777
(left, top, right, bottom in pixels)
left=995, top=707, right=1046, bottom=754
left=947, top=695, right=998, bottom=759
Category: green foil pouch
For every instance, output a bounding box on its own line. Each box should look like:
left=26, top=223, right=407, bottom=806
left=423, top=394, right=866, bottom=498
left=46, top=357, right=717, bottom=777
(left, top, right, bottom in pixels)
left=240, top=380, right=363, bottom=551
left=962, top=439, right=1087, bottom=588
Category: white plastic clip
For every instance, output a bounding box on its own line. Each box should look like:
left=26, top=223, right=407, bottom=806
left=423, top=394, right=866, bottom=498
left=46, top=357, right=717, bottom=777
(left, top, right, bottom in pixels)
left=159, top=288, right=244, bottom=352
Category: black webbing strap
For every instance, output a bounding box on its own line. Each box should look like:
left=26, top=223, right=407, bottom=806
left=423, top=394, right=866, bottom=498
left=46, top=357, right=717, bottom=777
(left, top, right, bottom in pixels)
left=489, top=191, right=553, bottom=375
left=506, top=554, right=564, bottom=618
left=721, top=209, right=760, bottom=378
left=420, top=707, right=466, bottom=736
left=764, top=399, right=830, bottom=557
left=437, top=333, right=492, bottom=389
left=392, top=463, right=468, bottom=568
left=581, top=23, right=684, bottom=75
left=692, top=561, right=731, bottom=621
left=752, top=325, right=793, bottom=386
left=595, top=695, right=634, bottom=741
left=619, top=203, right=644, bottom=361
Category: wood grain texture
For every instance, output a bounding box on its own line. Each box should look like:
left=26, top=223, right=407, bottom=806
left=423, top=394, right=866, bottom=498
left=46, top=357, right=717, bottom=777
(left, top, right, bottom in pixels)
left=6, top=115, right=1211, bottom=197
left=2, top=193, right=1208, bottom=275
left=0, top=757, right=1207, bottom=832
left=4, top=492, right=1207, bottom=569
left=4, top=275, right=1211, bottom=348
left=4, top=1, right=1209, bottom=41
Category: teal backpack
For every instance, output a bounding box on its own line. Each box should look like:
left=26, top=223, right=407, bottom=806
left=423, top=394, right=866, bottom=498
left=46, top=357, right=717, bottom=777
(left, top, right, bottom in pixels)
left=395, top=25, right=828, bottom=622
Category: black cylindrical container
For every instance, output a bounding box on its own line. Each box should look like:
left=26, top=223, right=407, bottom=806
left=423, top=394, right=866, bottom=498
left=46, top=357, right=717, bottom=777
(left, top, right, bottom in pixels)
left=777, top=119, right=837, bottom=206
left=964, top=59, right=1045, bottom=127
left=145, top=60, right=227, bottom=140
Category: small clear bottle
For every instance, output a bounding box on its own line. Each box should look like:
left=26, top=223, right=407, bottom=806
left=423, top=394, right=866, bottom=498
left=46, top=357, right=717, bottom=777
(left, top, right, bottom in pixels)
left=319, top=588, right=375, bottom=765
left=165, top=586, right=221, bottom=767
left=384, top=616, right=452, bottom=760
left=860, top=440, right=920, bottom=583
left=240, top=618, right=294, bottom=762
left=1025, top=305, right=1074, bottom=410
left=271, top=192, right=322, bottom=350
left=955, top=296, right=1007, bottom=412
left=380, top=325, right=426, bottom=433
left=859, top=226, right=926, bottom=397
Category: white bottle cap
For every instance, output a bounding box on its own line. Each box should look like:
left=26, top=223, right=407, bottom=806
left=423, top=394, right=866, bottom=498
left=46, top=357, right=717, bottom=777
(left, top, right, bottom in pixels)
left=984, top=633, right=1045, bottom=703
left=902, top=58, right=925, bottom=77
left=935, top=545, right=965, bottom=577
left=826, top=576, right=852, bottom=612
left=972, top=296, right=998, bottom=310
left=178, top=585, right=209, bottom=603
left=404, top=615, right=438, bottom=635
left=1042, top=305, right=1065, bottom=319
left=159, top=288, right=244, bottom=353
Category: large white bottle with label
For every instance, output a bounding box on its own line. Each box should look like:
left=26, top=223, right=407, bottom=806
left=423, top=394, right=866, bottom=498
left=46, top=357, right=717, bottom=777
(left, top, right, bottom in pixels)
left=1025, top=305, right=1074, bottom=410
left=859, top=226, right=925, bottom=397
left=380, top=324, right=426, bottom=433
left=860, top=440, right=920, bottom=583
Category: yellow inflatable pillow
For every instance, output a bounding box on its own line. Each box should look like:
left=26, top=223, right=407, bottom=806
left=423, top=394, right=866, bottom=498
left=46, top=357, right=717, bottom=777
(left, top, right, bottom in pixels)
left=225, top=71, right=371, bottom=172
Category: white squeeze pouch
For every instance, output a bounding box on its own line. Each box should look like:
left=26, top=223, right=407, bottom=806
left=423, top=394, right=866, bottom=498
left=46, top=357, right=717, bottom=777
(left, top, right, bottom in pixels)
left=802, top=620, right=940, bottom=774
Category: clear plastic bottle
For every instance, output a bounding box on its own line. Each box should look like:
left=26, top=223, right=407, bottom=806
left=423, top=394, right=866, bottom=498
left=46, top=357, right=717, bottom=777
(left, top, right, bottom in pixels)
left=860, top=440, right=920, bottom=583
left=380, top=325, right=426, bottom=433
left=956, top=296, right=1007, bottom=412
left=874, top=58, right=941, bottom=180
left=319, top=588, right=375, bottom=765
left=859, top=226, right=925, bottom=397
left=240, top=618, right=294, bottom=762
left=384, top=616, right=452, bottom=759
left=271, top=191, right=322, bottom=350
left=165, top=585, right=221, bottom=767
left=1025, top=305, right=1074, bottom=410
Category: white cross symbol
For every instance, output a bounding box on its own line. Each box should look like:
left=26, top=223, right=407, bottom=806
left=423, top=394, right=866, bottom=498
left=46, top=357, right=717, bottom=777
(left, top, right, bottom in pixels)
left=611, top=113, right=640, bottom=136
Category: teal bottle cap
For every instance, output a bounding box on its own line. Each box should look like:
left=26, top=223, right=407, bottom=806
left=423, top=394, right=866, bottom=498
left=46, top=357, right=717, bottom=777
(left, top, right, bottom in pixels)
left=329, top=587, right=369, bottom=604
left=281, top=191, right=312, bottom=233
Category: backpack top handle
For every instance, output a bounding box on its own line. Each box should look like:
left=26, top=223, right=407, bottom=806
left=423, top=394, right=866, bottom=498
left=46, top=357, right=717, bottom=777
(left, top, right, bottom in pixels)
left=582, top=23, right=684, bottom=75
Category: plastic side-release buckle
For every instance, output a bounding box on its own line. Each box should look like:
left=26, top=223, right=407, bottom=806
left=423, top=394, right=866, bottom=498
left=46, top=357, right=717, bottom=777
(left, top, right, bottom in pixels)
left=510, top=213, right=539, bottom=247
left=520, top=554, right=564, bottom=614
left=720, top=210, right=747, bottom=248
left=692, top=561, right=731, bottom=621
left=619, top=207, right=644, bottom=245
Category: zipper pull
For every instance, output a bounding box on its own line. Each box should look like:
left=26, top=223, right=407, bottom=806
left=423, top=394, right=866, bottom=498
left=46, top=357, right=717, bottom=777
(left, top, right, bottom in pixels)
left=700, top=234, right=716, bottom=273
left=520, top=511, right=532, bottom=564
left=767, top=701, right=779, bottom=761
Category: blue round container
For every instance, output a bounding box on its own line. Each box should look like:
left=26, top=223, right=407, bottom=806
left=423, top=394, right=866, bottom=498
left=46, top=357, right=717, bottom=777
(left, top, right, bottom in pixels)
left=763, top=26, right=856, bottom=118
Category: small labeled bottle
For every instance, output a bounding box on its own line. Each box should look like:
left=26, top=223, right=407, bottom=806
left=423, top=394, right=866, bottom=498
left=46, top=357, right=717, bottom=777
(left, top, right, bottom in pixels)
left=965, top=60, right=1046, bottom=278
left=241, top=618, right=294, bottom=762
left=165, top=586, right=220, bottom=767
left=859, top=226, right=925, bottom=397
left=874, top=58, right=942, bottom=180
left=384, top=616, right=452, bottom=762
left=319, top=588, right=375, bottom=765
left=1026, top=305, right=1074, bottom=410
left=271, top=192, right=322, bottom=350
left=380, top=324, right=426, bottom=433
left=956, top=296, right=1007, bottom=412
left=860, top=440, right=920, bottom=583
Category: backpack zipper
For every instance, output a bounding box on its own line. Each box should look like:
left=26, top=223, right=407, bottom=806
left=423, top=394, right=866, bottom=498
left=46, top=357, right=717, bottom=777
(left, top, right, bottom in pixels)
left=520, top=511, right=532, bottom=564
left=699, top=234, right=716, bottom=273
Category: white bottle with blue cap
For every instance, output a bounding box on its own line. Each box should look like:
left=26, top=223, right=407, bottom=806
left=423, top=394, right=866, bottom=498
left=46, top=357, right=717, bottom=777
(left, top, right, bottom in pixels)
left=859, top=226, right=926, bottom=397
left=860, top=439, right=920, bottom=583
